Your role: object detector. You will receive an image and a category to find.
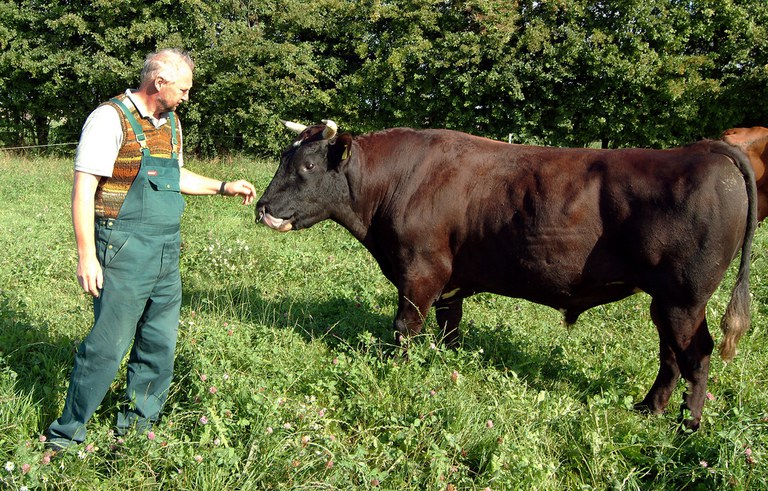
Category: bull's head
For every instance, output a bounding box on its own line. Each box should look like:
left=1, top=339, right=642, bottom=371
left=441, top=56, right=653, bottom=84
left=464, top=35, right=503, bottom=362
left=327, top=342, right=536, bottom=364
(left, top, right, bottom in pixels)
left=257, top=119, right=354, bottom=232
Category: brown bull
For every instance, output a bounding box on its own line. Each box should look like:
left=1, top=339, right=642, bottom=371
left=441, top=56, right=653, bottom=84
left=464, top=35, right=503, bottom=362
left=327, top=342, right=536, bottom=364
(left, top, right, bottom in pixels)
left=722, top=126, right=768, bottom=221
left=257, top=121, right=757, bottom=430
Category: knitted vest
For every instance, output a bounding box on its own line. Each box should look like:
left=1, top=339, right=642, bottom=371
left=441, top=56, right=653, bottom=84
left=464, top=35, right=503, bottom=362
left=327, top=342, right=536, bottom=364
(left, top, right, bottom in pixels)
left=94, top=94, right=181, bottom=219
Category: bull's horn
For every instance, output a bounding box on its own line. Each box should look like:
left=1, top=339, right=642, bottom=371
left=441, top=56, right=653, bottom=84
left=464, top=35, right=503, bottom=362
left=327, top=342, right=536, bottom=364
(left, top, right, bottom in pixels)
left=321, top=119, right=337, bottom=139
left=281, top=120, right=307, bottom=134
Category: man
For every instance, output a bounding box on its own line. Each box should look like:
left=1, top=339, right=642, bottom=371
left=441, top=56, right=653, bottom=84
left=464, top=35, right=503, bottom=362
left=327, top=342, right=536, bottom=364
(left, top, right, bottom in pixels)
left=46, top=48, right=256, bottom=450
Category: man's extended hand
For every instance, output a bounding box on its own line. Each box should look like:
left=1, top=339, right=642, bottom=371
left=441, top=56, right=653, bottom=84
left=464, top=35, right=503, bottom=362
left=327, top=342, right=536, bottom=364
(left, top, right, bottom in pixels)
left=223, top=180, right=257, bottom=205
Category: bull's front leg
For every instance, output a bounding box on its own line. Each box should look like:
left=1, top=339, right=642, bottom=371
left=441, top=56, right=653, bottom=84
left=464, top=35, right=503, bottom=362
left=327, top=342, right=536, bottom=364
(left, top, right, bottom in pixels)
left=393, top=293, right=432, bottom=348
left=393, top=262, right=449, bottom=348
left=435, top=296, right=464, bottom=348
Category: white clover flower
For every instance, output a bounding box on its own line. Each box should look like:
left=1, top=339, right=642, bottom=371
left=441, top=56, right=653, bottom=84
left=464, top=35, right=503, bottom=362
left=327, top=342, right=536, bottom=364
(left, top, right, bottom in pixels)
left=4, top=461, right=14, bottom=472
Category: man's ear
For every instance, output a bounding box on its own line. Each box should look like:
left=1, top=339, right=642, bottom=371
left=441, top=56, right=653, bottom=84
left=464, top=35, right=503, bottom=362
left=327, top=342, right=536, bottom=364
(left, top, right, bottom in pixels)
left=329, top=133, right=353, bottom=168
left=154, top=76, right=168, bottom=92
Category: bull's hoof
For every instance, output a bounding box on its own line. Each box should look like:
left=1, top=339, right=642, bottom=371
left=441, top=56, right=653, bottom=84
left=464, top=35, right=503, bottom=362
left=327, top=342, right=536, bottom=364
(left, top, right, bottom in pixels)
left=633, top=402, right=654, bottom=414
left=680, top=418, right=701, bottom=432
left=442, top=331, right=462, bottom=350
left=390, top=331, right=410, bottom=360
left=671, top=401, right=703, bottom=431
left=678, top=409, right=701, bottom=432
left=633, top=399, right=665, bottom=415
left=393, top=331, right=409, bottom=348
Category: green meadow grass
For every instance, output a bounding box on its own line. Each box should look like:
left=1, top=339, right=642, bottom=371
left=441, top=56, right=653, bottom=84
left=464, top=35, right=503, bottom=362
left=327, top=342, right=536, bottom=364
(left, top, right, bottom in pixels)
left=0, top=154, right=766, bottom=490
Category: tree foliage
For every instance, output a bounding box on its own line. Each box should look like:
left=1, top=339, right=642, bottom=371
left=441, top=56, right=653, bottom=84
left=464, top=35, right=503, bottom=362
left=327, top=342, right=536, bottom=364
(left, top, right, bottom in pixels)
left=1, top=0, right=766, bottom=155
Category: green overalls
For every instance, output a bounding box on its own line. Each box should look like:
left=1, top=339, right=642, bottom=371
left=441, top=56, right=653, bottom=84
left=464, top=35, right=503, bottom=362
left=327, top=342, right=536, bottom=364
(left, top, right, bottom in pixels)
left=48, top=99, right=185, bottom=444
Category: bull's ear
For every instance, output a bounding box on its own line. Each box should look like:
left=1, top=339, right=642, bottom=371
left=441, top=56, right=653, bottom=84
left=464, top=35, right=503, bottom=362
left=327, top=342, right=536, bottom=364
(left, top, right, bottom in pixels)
left=329, top=133, right=353, bottom=168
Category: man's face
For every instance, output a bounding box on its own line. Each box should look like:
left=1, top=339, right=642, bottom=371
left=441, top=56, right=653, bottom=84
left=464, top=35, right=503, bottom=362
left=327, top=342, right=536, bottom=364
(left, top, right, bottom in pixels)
left=157, top=66, right=192, bottom=113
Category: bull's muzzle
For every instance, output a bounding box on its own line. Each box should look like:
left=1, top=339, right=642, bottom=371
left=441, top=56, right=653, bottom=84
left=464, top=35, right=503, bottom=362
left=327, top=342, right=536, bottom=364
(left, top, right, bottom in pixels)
left=257, top=207, right=293, bottom=232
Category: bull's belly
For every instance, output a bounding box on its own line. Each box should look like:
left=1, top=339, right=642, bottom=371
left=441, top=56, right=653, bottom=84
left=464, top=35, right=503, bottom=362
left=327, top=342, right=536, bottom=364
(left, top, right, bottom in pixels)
left=450, top=231, right=611, bottom=294
left=448, top=267, right=640, bottom=311
left=510, top=281, right=640, bottom=317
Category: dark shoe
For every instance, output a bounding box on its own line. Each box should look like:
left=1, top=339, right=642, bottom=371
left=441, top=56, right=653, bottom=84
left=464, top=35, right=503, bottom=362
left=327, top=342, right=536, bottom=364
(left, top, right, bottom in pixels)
left=45, top=438, right=77, bottom=453
left=116, top=412, right=155, bottom=437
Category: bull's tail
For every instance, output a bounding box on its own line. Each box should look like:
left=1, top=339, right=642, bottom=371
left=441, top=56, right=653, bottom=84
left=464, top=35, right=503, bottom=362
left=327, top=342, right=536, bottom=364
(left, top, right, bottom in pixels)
left=715, top=140, right=758, bottom=361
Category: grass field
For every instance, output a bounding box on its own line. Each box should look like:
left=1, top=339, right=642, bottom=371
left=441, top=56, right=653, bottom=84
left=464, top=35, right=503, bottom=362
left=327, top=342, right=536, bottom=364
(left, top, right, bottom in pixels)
left=0, top=154, right=766, bottom=490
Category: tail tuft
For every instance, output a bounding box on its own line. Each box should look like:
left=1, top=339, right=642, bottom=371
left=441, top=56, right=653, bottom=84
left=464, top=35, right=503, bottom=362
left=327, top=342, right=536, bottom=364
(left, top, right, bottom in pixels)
left=718, top=227, right=752, bottom=362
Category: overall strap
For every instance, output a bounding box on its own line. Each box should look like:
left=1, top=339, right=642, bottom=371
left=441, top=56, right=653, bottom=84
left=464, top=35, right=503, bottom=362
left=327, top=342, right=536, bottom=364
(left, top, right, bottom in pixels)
left=168, top=111, right=178, bottom=159
left=110, top=97, right=150, bottom=157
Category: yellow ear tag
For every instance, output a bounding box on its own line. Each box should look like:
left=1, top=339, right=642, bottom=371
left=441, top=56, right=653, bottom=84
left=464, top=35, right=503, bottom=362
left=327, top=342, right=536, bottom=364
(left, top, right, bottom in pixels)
left=342, top=145, right=351, bottom=160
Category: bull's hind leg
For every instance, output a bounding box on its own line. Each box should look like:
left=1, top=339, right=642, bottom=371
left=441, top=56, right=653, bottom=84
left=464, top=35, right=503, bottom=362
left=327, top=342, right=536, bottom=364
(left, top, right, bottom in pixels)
left=677, top=317, right=714, bottom=431
left=640, top=300, right=714, bottom=430
left=635, top=336, right=680, bottom=415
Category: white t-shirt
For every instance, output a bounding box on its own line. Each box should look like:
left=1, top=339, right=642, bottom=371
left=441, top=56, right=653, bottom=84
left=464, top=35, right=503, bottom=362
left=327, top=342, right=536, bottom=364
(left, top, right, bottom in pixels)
left=73, top=89, right=184, bottom=176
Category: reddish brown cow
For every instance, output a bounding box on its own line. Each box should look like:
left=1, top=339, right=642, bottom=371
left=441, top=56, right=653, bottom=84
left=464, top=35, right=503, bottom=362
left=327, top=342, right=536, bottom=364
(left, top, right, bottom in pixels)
left=722, top=126, right=768, bottom=221
left=257, top=121, right=757, bottom=430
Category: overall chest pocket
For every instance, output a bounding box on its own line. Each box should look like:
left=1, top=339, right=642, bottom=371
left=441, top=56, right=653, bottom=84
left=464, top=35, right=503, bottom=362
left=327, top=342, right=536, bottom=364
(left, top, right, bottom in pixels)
left=143, top=166, right=185, bottom=224
left=147, top=174, right=181, bottom=193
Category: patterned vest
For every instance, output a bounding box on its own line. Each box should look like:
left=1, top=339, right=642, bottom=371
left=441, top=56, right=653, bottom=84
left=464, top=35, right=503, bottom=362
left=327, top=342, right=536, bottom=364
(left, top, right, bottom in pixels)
left=94, top=93, right=181, bottom=218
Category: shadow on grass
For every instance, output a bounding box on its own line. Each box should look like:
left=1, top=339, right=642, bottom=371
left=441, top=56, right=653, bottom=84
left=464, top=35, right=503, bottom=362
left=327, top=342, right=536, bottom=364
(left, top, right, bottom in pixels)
left=464, top=326, right=629, bottom=404
left=0, top=291, right=76, bottom=428
left=181, top=283, right=632, bottom=406
left=182, top=284, right=395, bottom=347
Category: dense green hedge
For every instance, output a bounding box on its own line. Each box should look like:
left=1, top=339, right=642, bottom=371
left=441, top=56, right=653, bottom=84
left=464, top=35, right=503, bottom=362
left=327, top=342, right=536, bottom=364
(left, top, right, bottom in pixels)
left=1, top=0, right=766, bottom=156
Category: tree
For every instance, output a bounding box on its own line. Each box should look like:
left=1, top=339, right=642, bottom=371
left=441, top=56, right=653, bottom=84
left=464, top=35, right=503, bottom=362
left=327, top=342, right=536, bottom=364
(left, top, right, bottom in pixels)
left=183, top=0, right=341, bottom=156
left=0, top=0, right=192, bottom=148
left=329, top=0, right=767, bottom=148
left=0, top=0, right=765, bottom=154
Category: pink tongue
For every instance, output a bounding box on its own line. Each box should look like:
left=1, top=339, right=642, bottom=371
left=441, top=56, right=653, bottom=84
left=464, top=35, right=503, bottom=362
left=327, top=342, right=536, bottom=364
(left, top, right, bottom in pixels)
left=262, top=214, right=292, bottom=232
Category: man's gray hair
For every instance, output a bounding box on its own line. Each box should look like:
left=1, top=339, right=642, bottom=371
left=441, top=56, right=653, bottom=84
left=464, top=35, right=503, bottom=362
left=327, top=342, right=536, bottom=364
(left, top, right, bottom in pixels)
left=140, top=48, right=195, bottom=85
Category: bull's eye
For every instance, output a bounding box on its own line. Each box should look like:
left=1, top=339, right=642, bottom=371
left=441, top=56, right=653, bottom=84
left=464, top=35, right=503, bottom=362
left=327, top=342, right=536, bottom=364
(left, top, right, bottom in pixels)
left=304, top=163, right=315, bottom=171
